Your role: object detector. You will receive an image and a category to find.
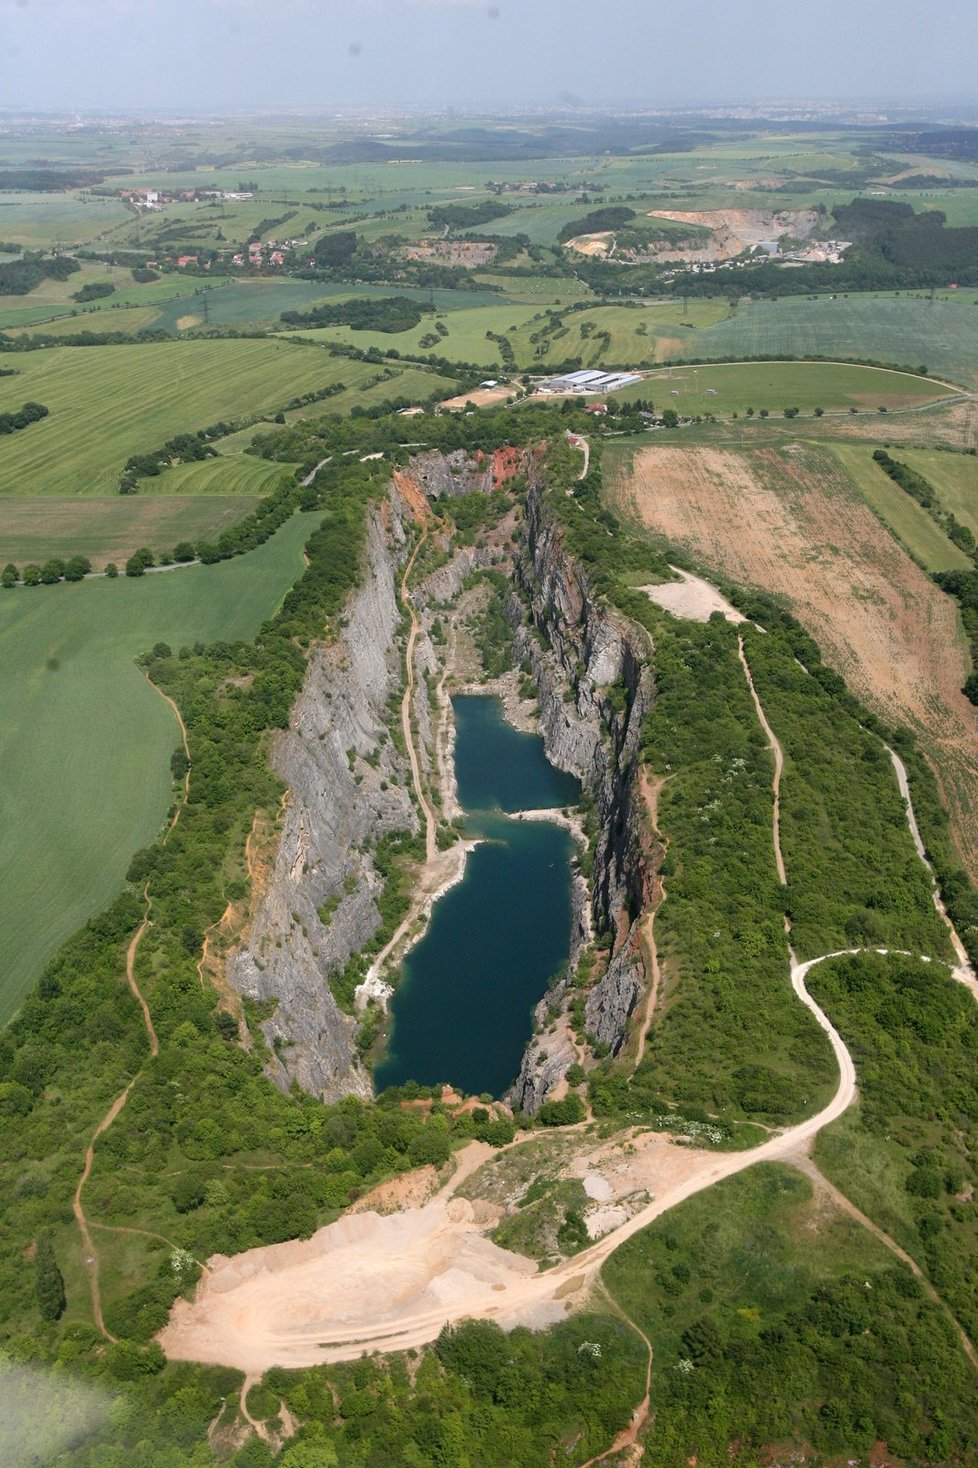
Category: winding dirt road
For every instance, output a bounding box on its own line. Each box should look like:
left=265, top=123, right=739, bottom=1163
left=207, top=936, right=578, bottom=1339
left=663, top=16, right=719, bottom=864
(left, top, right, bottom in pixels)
left=72, top=672, right=188, bottom=1337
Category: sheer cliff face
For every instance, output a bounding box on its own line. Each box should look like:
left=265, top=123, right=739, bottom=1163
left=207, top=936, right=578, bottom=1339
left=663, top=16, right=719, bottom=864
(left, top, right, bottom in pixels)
left=511, top=481, right=656, bottom=1112
left=228, top=498, right=417, bottom=1102
left=229, top=458, right=656, bottom=1112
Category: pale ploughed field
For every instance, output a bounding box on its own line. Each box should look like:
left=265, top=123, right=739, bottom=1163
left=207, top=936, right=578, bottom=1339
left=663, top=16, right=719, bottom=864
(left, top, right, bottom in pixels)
left=612, top=440, right=978, bottom=883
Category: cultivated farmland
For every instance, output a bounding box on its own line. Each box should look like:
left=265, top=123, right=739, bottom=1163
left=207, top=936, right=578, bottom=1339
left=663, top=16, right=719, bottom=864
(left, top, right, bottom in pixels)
left=0, top=494, right=264, bottom=570
left=617, top=360, right=948, bottom=417
left=0, top=513, right=317, bottom=1020
left=610, top=438, right=978, bottom=883
left=0, top=339, right=444, bottom=498
left=670, top=294, right=978, bottom=388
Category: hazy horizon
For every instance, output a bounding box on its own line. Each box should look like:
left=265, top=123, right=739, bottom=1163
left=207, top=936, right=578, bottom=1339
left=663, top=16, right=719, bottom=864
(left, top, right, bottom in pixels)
left=1, top=0, right=977, bottom=116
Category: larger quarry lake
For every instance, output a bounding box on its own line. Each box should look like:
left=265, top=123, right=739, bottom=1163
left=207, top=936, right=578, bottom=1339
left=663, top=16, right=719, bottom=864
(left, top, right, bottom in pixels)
left=374, top=695, right=581, bottom=1098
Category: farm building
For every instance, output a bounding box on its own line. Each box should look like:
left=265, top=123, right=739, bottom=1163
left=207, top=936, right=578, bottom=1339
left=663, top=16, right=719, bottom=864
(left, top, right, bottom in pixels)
left=538, top=370, right=642, bottom=395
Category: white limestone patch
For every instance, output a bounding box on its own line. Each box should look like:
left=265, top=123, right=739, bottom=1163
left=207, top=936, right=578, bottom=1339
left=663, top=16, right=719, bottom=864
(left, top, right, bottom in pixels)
left=582, top=1173, right=613, bottom=1202
left=641, top=568, right=745, bottom=625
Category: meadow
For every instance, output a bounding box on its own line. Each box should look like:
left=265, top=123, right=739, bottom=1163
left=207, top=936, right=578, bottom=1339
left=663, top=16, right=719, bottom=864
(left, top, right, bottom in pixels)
left=0, top=266, right=198, bottom=331
left=618, top=359, right=946, bottom=417
left=0, top=494, right=263, bottom=571
left=674, top=293, right=978, bottom=387
left=0, top=512, right=317, bottom=1021
left=828, top=442, right=973, bottom=572
left=898, top=447, right=978, bottom=538
left=285, top=301, right=542, bottom=367
left=0, top=338, right=404, bottom=498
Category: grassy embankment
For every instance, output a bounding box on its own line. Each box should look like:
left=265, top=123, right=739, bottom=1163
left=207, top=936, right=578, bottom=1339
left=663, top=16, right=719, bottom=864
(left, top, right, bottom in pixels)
left=603, top=1164, right=978, bottom=1466
left=0, top=514, right=314, bottom=1020
left=813, top=952, right=978, bottom=1348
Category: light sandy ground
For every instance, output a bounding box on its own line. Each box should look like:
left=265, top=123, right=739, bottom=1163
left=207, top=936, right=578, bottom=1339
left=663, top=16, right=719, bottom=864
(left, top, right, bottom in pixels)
left=641, top=567, right=745, bottom=624
left=440, top=386, right=515, bottom=411
left=615, top=441, right=978, bottom=883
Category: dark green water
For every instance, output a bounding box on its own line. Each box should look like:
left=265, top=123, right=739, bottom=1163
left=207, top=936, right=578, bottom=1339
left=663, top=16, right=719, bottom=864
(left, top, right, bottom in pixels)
left=374, top=696, right=581, bottom=1098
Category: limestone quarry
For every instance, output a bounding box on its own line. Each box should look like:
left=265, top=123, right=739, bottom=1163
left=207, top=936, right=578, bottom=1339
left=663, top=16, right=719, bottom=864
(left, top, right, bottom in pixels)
left=566, top=206, right=821, bottom=264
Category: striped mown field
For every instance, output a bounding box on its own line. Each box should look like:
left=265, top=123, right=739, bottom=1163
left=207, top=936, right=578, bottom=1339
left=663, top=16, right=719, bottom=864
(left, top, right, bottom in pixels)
left=0, top=338, right=385, bottom=497
left=0, top=492, right=266, bottom=570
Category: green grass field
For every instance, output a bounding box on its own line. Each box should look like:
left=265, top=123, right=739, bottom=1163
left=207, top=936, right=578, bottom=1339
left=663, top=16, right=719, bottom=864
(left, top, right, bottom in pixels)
left=616, top=360, right=945, bottom=417
left=508, top=300, right=731, bottom=369
left=151, top=279, right=510, bottom=334
left=828, top=442, right=972, bottom=572
left=284, top=301, right=542, bottom=367
left=0, top=338, right=371, bottom=497
left=152, top=454, right=288, bottom=496
left=674, top=293, right=978, bottom=387
left=0, top=512, right=317, bottom=1021
left=0, top=192, right=129, bottom=248
left=0, top=493, right=264, bottom=571
left=898, top=448, right=978, bottom=538
left=0, top=266, right=197, bottom=331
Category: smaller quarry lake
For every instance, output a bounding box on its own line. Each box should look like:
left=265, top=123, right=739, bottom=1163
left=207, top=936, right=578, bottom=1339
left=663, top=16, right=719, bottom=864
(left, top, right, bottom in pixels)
left=374, top=696, right=581, bottom=1098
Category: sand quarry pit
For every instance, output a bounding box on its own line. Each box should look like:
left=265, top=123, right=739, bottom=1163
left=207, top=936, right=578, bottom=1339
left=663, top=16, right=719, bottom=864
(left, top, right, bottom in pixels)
left=160, top=1195, right=559, bottom=1374
left=613, top=440, right=978, bottom=882
left=159, top=1132, right=718, bottom=1374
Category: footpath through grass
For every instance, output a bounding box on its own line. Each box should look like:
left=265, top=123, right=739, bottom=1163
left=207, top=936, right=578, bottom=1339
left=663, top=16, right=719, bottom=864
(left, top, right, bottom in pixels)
left=0, top=513, right=316, bottom=1020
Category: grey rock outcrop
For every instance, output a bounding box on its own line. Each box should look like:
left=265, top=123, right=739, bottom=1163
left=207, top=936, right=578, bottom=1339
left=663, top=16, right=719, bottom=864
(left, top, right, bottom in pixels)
left=407, top=448, right=494, bottom=500
left=227, top=497, right=417, bottom=1101
left=584, top=942, right=644, bottom=1054
left=510, top=478, right=656, bottom=1110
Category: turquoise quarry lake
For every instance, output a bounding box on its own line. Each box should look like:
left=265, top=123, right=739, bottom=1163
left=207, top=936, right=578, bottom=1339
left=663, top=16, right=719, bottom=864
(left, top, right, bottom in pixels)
left=374, top=696, right=581, bottom=1098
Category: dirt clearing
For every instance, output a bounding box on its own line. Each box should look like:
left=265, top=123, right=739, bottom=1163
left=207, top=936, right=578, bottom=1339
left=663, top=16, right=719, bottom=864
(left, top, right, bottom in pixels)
left=613, top=441, right=978, bottom=881
left=641, top=567, right=746, bottom=624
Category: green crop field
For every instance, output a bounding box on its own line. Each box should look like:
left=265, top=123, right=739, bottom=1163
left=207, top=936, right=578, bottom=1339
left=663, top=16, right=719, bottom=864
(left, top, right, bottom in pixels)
left=616, top=360, right=945, bottom=417
left=508, top=300, right=732, bottom=369
left=0, top=338, right=369, bottom=497
left=150, top=278, right=510, bottom=333
left=9, top=307, right=163, bottom=339
left=898, top=448, right=978, bottom=538
left=0, top=192, right=129, bottom=248
left=284, top=302, right=542, bottom=367
left=0, top=512, right=317, bottom=1021
left=152, top=454, right=288, bottom=496
left=828, top=442, right=972, bottom=573
left=671, top=293, right=978, bottom=387
left=0, top=265, right=195, bottom=331
left=0, top=493, right=264, bottom=571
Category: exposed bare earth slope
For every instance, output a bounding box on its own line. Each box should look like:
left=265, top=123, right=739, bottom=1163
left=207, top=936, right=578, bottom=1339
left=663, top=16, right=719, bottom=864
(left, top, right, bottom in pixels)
left=613, top=440, right=978, bottom=881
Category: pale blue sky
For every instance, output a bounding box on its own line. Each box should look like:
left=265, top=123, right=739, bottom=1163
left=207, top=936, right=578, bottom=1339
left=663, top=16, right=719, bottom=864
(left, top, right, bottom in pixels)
left=1, top=0, right=976, bottom=114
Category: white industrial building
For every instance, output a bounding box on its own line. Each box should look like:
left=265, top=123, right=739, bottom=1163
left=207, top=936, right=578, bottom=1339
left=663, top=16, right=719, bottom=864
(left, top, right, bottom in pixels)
left=538, top=370, right=643, bottom=395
